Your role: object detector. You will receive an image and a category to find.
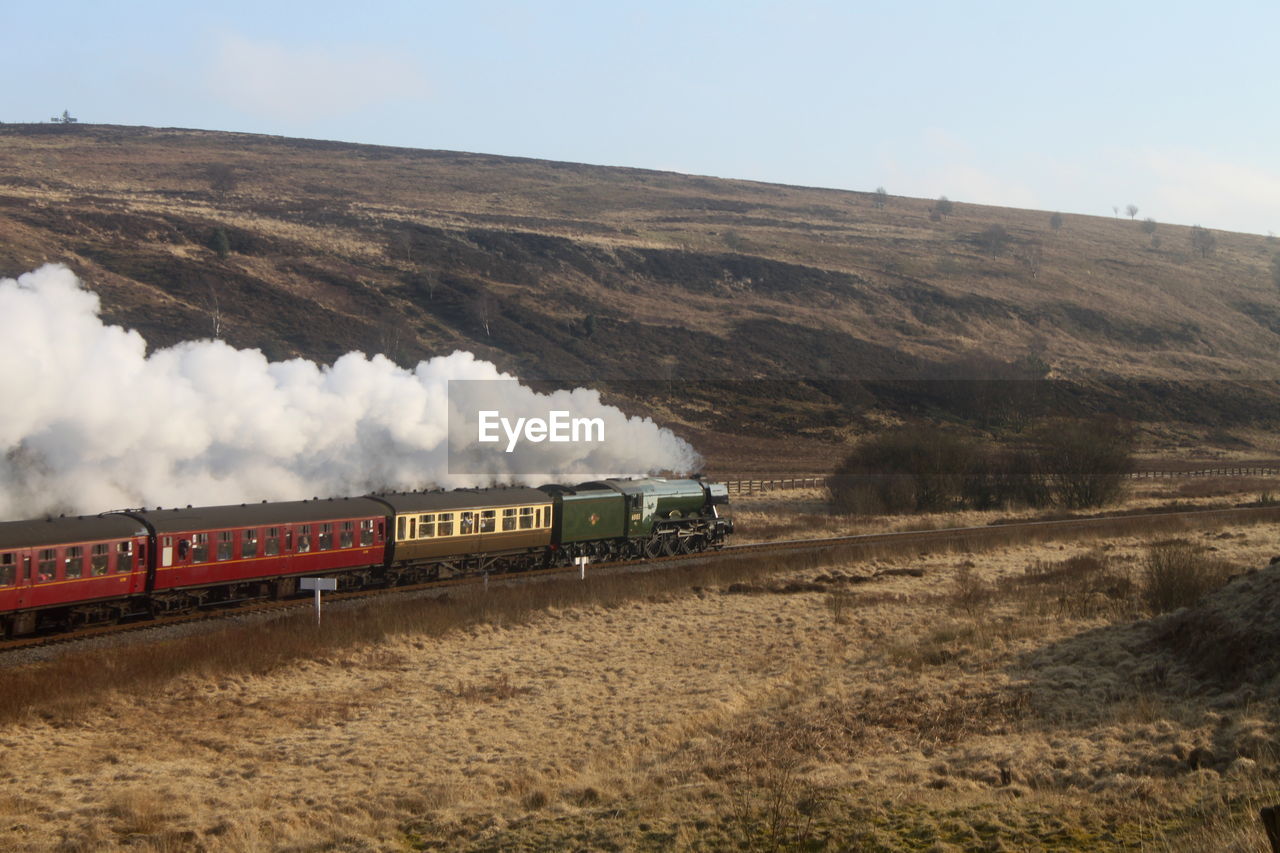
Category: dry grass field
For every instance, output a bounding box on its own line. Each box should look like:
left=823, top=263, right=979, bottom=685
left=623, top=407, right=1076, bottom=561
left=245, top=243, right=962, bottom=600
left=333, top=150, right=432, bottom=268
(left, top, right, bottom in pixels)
left=2, top=481, right=1278, bottom=851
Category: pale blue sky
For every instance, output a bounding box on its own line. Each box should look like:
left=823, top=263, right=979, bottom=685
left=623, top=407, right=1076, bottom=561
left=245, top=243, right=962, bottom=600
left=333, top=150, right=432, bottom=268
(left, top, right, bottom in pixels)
left=5, top=1, right=1276, bottom=234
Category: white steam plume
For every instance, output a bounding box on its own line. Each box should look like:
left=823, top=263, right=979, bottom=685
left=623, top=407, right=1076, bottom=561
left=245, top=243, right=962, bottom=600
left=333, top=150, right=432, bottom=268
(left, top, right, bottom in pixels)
left=0, top=266, right=700, bottom=520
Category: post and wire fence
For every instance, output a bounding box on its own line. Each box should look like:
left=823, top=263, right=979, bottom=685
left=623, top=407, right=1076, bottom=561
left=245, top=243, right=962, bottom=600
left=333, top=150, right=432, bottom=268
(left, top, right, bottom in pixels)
left=723, top=468, right=1280, bottom=496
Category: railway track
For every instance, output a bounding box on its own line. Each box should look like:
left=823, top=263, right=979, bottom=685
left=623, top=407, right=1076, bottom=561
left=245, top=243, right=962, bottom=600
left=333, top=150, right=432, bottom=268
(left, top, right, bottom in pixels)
left=5, top=502, right=1279, bottom=657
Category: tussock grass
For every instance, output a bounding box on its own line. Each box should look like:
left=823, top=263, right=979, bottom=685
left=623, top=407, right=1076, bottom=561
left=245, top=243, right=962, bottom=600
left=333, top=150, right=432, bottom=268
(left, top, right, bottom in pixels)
left=1002, top=551, right=1140, bottom=620
left=1143, top=541, right=1235, bottom=614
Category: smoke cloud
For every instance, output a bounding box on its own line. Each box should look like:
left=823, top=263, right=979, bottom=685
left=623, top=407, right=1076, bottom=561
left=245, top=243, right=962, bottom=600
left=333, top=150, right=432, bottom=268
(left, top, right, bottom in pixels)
left=0, top=266, right=700, bottom=520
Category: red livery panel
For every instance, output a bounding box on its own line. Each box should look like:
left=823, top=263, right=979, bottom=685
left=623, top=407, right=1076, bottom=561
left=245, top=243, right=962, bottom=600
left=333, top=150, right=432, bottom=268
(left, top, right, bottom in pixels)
left=123, top=498, right=390, bottom=601
left=0, top=515, right=150, bottom=635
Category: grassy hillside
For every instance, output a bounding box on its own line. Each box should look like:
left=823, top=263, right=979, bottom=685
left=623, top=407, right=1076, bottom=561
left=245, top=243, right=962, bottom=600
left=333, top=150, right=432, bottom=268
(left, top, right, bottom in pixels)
left=2, top=123, right=1277, bottom=466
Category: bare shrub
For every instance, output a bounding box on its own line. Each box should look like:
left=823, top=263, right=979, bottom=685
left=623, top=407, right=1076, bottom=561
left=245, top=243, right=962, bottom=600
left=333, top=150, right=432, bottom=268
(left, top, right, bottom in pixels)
left=719, top=718, right=829, bottom=850
left=1004, top=552, right=1138, bottom=619
left=1143, top=542, right=1233, bottom=614
left=950, top=565, right=991, bottom=616
left=825, top=590, right=855, bottom=624
left=830, top=426, right=976, bottom=514
left=977, top=223, right=1011, bottom=255
left=1190, top=225, right=1217, bottom=258
left=962, top=446, right=1050, bottom=510
left=1032, top=417, right=1135, bottom=508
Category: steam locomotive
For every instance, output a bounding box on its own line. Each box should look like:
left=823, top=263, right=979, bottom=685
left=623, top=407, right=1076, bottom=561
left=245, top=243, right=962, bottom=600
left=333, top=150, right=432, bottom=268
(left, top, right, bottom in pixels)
left=0, top=478, right=732, bottom=637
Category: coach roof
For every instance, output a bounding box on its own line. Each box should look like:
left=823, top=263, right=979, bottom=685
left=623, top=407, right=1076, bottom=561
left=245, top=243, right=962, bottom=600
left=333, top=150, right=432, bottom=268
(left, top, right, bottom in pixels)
left=0, top=514, right=147, bottom=549
left=120, top=497, right=391, bottom=533
left=373, top=487, right=550, bottom=514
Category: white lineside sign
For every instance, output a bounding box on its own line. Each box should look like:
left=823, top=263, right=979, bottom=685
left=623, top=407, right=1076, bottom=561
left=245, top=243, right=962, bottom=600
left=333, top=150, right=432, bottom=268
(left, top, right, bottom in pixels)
left=299, top=577, right=337, bottom=624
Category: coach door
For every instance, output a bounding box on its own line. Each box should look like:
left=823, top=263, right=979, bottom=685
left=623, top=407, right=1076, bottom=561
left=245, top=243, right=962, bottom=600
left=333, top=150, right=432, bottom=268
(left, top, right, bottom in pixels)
left=0, top=550, right=27, bottom=609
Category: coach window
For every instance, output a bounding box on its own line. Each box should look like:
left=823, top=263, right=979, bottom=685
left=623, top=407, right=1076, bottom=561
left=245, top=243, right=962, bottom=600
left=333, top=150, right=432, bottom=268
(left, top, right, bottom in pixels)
left=519, top=506, right=534, bottom=530
left=436, top=512, right=454, bottom=537
left=502, top=508, right=517, bottom=532
left=217, top=531, right=234, bottom=561
left=459, top=512, right=475, bottom=535
left=480, top=510, right=496, bottom=533
left=264, top=528, right=280, bottom=556
left=360, top=520, right=375, bottom=546
left=65, top=546, right=84, bottom=579
left=0, top=554, right=14, bottom=586
left=191, top=534, right=208, bottom=562
left=418, top=514, right=435, bottom=538
left=298, top=526, right=311, bottom=553
left=91, top=544, right=110, bottom=576
left=117, top=541, right=133, bottom=572
left=340, top=522, right=354, bottom=549
left=397, top=516, right=406, bottom=540
left=37, top=549, right=57, bottom=581
left=408, top=516, right=416, bottom=540
left=318, top=523, right=333, bottom=551
left=242, top=529, right=258, bottom=559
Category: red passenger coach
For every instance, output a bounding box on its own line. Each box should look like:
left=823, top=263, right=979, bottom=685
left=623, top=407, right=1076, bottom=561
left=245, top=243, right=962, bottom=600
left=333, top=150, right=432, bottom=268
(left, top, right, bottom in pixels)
left=122, top=498, right=389, bottom=613
left=0, top=515, right=150, bottom=636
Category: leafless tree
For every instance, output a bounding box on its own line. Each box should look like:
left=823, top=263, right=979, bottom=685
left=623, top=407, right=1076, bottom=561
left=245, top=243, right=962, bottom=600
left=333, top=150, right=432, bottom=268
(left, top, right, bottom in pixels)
left=1049, top=211, right=1064, bottom=232
left=1017, top=242, right=1043, bottom=279
left=1126, top=204, right=1139, bottom=220
left=205, top=278, right=222, bottom=339
left=1034, top=417, right=1134, bottom=508
left=977, top=224, right=1010, bottom=255
left=472, top=291, right=497, bottom=336
left=872, top=186, right=888, bottom=209
left=1189, top=225, right=1217, bottom=258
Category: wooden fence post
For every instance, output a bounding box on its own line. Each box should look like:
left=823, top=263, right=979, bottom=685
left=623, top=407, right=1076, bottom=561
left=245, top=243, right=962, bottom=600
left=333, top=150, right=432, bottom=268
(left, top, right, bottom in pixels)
left=1261, top=805, right=1280, bottom=853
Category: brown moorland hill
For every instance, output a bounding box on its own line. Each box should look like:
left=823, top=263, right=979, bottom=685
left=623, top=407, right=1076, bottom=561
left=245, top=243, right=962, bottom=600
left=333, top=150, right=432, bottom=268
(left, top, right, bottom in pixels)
left=1, top=123, right=1277, bottom=460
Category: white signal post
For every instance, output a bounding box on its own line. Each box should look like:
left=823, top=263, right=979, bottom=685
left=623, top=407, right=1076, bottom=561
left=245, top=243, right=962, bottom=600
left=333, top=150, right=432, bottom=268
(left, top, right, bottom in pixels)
left=299, top=577, right=337, bottom=624
left=574, top=555, right=589, bottom=580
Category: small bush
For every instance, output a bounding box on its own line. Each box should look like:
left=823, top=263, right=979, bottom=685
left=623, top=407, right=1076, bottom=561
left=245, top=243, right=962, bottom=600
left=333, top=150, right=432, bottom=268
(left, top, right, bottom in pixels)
left=826, top=590, right=856, bottom=624
left=830, top=426, right=976, bottom=514
left=950, top=566, right=991, bottom=615
left=1143, top=542, right=1233, bottom=613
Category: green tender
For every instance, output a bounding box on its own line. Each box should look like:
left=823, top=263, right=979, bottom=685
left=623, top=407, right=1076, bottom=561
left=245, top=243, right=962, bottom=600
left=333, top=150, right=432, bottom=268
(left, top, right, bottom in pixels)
left=557, top=490, right=626, bottom=542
